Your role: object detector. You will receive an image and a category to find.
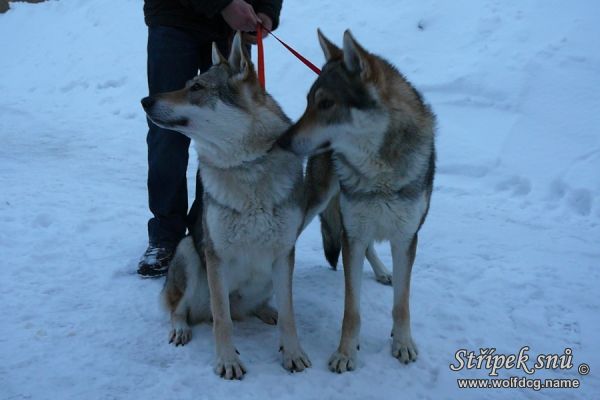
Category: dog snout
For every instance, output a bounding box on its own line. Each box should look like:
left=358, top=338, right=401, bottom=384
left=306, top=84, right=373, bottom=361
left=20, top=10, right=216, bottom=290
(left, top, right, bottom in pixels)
left=277, top=131, right=292, bottom=150
left=276, top=129, right=294, bottom=151
left=141, top=96, right=155, bottom=110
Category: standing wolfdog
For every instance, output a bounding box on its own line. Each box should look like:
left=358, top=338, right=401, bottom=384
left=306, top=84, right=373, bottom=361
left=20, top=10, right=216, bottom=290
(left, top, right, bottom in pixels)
left=141, top=32, right=340, bottom=379
left=279, top=30, right=436, bottom=372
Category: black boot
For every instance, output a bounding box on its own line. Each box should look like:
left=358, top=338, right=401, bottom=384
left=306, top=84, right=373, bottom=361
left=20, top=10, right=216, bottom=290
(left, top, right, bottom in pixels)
left=137, top=245, right=174, bottom=278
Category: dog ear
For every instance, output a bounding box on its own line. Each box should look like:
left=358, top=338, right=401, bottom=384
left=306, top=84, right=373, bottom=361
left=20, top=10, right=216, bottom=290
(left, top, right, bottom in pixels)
left=342, top=30, right=371, bottom=80
left=212, top=42, right=227, bottom=66
left=228, top=31, right=253, bottom=79
left=317, top=28, right=342, bottom=62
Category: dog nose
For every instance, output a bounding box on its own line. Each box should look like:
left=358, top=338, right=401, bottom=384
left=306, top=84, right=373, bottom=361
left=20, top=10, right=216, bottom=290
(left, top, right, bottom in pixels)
left=141, top=96, right=155, bottom=110
left=276, top=129, right=293, bottom=151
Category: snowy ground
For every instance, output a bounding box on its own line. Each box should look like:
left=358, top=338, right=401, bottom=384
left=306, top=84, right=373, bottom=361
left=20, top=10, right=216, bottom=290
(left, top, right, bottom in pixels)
left=1, top=1, right=599, bottom=399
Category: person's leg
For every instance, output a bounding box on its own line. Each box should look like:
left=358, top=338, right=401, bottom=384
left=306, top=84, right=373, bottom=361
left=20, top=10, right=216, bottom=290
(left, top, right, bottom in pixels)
left=140, top=26, right=204, bottom=277
left=146, top=26, right=202, bottom=250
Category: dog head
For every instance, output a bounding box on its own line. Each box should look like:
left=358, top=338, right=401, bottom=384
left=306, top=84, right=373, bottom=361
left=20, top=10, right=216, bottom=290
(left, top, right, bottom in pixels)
left=141, top=32, right=284, bottom=166
left=278, top=29, right=428, bottom=157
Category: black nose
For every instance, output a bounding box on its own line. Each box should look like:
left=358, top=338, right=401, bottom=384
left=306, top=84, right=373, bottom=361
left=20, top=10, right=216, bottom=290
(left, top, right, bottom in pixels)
left=141, top=96, right=155, bottom=110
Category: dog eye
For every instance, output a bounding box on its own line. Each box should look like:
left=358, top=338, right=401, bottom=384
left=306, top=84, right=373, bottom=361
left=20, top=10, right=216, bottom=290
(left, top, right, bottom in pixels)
left=190, top=82, right=204, bottom=92
left=318, top=99, right=334, bottom=110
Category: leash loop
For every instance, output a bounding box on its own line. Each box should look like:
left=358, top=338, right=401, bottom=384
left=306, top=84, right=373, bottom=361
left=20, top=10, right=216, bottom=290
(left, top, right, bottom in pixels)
left=256, top=23, right=321, bottom=90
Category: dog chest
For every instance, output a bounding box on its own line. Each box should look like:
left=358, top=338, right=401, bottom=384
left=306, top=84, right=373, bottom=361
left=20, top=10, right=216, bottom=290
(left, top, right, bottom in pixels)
left=206, top=203, right=301, bottom=251
left=340, top=193, right=428, bottom=241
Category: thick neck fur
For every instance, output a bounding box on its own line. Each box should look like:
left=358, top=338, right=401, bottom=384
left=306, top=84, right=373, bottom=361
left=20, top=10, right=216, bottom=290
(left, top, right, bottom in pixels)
left=333, top=108, right=434, bottom=195
left=195, top=100, right=289, bottom=170
left=196, top=102, right=300, bottom=212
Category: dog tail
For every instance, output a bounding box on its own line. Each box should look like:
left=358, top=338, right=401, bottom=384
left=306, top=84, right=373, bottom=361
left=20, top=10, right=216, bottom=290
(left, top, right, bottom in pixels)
left=319, top=193, right=342, bottom=269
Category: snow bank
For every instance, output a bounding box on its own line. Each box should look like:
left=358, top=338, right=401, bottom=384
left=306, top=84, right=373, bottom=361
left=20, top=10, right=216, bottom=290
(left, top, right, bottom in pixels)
left=1, top=1, right=598, bottom=399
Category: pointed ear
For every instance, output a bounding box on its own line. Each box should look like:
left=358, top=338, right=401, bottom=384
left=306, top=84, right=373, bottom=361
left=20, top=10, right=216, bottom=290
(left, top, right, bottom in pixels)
left=343, top=30, right=371, bottom=80
left=212, top=42, right=227, bottom=66
left=317, top=28, right=342, bottom=62
left=228, top=31, right=253, bottom=79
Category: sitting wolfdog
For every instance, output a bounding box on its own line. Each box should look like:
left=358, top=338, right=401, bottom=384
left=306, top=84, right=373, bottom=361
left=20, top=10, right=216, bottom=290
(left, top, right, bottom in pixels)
left=141, top=32, right=340, bottom=379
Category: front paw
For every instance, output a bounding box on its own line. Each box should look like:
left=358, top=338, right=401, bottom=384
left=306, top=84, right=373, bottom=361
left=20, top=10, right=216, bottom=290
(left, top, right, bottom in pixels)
left=281, top=345, right=311, bottom=372
left=328, top=348, right=357, bottom=373
left=214, top=352, right=247, bottom=380
left=392, top=336, right=418, bottom=364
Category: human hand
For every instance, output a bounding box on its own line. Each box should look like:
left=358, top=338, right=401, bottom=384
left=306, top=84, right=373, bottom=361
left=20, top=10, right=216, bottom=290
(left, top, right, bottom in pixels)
left=242, top=12, right=272, bottom=44
left=221, top=0, right=259, bottom=32
left=257, top=12, right=273, bottom=33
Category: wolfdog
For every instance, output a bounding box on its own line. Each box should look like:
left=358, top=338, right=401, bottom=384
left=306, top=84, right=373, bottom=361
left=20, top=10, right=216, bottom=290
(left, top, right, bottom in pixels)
left=141, top=32, right=340, bottom=379
left=278, top=29, right=436, bottom=372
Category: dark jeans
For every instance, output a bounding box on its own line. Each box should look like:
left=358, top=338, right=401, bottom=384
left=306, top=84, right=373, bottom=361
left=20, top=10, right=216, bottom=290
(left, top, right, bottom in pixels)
left=146, top=25, right=230, bottom=249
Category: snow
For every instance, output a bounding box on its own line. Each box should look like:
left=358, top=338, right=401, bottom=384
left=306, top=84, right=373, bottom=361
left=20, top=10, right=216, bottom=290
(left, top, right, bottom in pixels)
left=1, top=0, right=599, bottom=399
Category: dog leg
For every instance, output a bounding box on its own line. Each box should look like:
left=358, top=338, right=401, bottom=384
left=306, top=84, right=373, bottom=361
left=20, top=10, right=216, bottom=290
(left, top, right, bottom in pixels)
left=164, top=238, right=194, bottom=346
left=205, top=251, right=246, bottom=380
left=273, top=249, right=311, bottom=372
left=328, top=233, right=367, bottom=373
left=390, top=234, right=418, bottom=364
left=169, top=301, right=192, bottom=346
left=365, top=243, right=392, bottom=285
left=254, top=303, right=278, bottom=325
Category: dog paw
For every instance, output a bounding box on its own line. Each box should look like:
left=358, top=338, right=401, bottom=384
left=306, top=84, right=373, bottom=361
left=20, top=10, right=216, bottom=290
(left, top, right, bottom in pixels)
left=214, top=353, right=247, bottom=380
left=281, top=346, right=311, bottom=372
left=375, top=272, right=392, bottom=286
left=168, top=326, right=192, bottom=346
left=392, top=336, right=418, bottom=364
left=254, top=304, right=278, bottom=325
left=328, top=349, right=357, bottom=373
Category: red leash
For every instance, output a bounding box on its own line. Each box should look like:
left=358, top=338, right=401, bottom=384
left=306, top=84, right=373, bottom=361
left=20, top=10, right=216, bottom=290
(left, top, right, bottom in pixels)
left=256, top=24, right=266, bottom=88
left=256, top=23, right=321, bottom=89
